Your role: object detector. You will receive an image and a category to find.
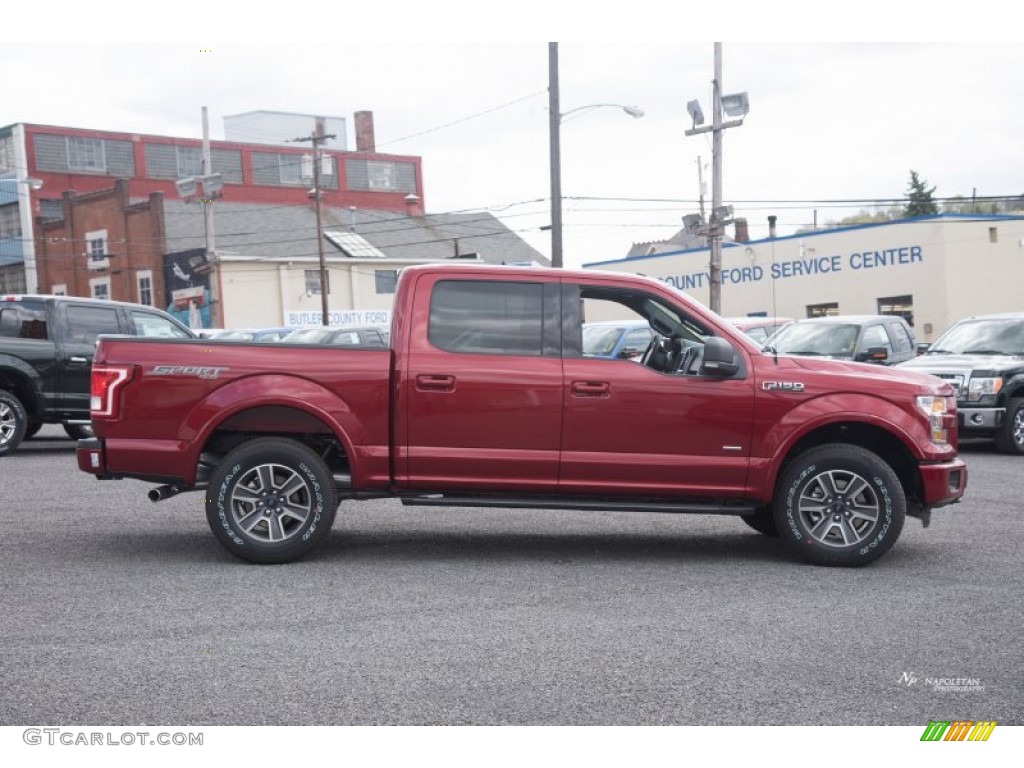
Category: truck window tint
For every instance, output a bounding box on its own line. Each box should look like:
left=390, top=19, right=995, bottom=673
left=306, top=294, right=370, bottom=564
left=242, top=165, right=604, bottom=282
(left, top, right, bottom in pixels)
left=64, top=305, right=121, bottom=345
left=0, top=301, right=49, bottom=340
left=429, top=280, right=544, bottom=356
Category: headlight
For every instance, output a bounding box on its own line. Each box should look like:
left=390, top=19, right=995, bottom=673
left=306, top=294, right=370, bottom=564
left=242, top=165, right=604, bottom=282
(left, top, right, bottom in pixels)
left=916, top=395, right=954, bottom=445
left=967, top=377, right=1002, bottom=402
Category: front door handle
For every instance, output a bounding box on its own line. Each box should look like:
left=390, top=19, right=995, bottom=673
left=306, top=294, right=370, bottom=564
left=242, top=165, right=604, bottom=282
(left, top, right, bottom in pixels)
left=571, top=380, right=610, bottom=397
left=68, top=356, right=91, bottom=365
left=416, top=374, right=456, bottom=392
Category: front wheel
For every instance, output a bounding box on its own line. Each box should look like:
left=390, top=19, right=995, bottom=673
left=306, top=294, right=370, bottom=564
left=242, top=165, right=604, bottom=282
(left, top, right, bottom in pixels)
left=0, top=390, right=29, bottom=457
left=774, top=444, right=905, bottom=567
left=205, top=437, right=338, bottom=564
left=994, top=397, right=1024, bottom=455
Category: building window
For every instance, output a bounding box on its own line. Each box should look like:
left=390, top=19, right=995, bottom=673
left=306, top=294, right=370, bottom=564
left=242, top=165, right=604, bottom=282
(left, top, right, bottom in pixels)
left=367, top=161, right=395, bottom=190
left=345, top=158, right=417, bottom=193
left=85, top=229, right=110, bottom=270
left=375, top=269, right=398, bottom=295
left=305, top=269, right=329, bottom=295
left=90, top=277, right=111, bottom=300
left=0, top=204, right=20, bottom=238
left=877, top=294, right=913, bottom=326
left=0, top=136, right=13, bottom=173
left=807, top=302, right=839, bottom=318
left=137, top=270, right=153, bottom=306
left=52, top=283, right=67, bottom=296
left=67, top=137, right=106, bottom=172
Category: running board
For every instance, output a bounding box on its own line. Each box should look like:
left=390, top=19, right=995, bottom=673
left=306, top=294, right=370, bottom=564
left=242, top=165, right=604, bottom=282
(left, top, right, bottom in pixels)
left=400, top=493, right=758, bottom=516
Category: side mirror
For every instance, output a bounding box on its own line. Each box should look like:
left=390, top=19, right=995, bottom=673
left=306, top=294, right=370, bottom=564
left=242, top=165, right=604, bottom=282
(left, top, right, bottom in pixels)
left=916, top=342, right=931, bottom=355
left=701, top=336, right=740, bottom=377
left=618, top=346, right=639, bottom=359
left=856, top=346, right=889, bottom=363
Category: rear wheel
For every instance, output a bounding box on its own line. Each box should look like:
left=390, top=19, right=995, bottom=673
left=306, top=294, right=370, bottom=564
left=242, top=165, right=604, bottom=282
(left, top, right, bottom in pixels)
left=0, top=390, right=29, bottom=457
left=205, top=437, right=338, bottom=564
left=774, top=444, right=905, bottom=567
left=63, top=422, right=95, bottom=440
left=994, top=398, right=1024, bottom=455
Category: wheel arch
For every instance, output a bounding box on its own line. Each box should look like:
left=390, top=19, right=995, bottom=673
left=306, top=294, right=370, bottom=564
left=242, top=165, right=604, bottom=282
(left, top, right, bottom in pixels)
left=0, top=358, right=43, bottom=418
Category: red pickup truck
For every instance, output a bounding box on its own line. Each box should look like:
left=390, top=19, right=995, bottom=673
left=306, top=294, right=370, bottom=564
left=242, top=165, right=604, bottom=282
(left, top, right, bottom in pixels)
left=77, top=264, right=967, bottom=567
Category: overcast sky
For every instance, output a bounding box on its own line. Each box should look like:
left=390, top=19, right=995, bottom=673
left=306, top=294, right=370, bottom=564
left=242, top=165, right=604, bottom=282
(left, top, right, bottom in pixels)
left=4, top=10, right=1021, bottom=269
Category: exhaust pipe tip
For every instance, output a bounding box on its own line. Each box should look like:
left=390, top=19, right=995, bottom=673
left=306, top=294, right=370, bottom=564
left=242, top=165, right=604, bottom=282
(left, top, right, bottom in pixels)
left=149, top=484, right=182, bottom=502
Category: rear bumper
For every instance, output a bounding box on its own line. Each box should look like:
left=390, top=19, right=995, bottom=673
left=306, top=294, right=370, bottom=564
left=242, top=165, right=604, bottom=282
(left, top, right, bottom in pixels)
left=919, top=457, right=968, bottom=509
left=77, top=437, right=107, bottom=475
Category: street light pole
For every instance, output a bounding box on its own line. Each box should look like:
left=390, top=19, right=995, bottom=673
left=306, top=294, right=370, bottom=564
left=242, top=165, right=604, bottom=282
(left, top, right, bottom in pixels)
left=548, top=42, right=644, bottom=270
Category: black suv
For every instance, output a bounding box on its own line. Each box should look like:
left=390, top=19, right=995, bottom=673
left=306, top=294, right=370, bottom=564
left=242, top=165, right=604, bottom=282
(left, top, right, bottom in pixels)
left=0, top=294, right=194, bottom=456
left=763, top=314, right=918, bottom=365
left=898, top=313, right=1024, bottom=454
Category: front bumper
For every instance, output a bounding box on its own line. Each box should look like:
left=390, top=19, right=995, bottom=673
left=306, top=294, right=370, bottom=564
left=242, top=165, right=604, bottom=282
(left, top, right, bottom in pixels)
left=919, top=457, right=968, bottom=509
left=959, top=407, right=1005, bottom=431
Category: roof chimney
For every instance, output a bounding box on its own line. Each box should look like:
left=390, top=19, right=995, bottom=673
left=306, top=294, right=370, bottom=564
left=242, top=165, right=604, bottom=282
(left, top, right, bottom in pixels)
left=404, top=193, right=423, bottom=217
left=768, top=215, right=777, bottom=239
left=354, top=110, right=376, bottom=152
left=734, top=217, right=749, bottom=243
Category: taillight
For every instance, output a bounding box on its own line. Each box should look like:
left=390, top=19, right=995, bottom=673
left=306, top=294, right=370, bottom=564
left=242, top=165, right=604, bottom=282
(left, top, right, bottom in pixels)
left=91, top=365, right=133, bottom=417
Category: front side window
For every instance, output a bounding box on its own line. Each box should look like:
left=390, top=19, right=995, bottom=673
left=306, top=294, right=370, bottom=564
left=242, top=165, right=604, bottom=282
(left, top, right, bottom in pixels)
left=862, top=324, right=893, bottom=354
left=428, top=280, right=544, bottom=356
left=129, top=310, right=191, bottom=338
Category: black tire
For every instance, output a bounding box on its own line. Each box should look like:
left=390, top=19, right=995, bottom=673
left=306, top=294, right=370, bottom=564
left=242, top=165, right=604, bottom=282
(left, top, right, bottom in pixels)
left=63, top=422, right=95, bottom=441
left=773, top=444, right=905, bottom=567
left=205, top=437, right=338, bottom=564
left=993, top=397, right=1024, bottom=455
left=0, top=390, right=29, bottom=457
left=25, top=420, right=44, bottom=440
left=740, top=507, right=780, bottom=537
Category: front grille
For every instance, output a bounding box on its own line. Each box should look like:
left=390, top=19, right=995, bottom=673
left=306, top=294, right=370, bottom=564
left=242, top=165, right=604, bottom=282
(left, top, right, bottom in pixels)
left=933, top=373, right=964, bottom=397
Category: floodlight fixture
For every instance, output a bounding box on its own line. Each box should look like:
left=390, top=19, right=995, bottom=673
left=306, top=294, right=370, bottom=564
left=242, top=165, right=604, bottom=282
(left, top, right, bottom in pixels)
left=682, top=213, right=704, bottom=232
left=686, top=99, right=705, bottom=127
left=721, top=92, right=749, bottom=118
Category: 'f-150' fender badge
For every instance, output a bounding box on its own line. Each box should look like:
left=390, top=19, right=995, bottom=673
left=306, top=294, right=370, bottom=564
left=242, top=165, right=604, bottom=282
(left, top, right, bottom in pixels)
left=150, top=365, right=228, bottom=380
left=762, top=381, right=805, bottom=392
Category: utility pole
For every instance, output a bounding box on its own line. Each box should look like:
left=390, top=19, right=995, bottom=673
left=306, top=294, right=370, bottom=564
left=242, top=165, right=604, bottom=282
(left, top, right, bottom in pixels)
left=201, top=107, right=222, bottom=329
left=684, top=43, right=748, bottom=314
left=548, top=42, right=563, bottom=268
left=290, top=118, right=336, bottom=325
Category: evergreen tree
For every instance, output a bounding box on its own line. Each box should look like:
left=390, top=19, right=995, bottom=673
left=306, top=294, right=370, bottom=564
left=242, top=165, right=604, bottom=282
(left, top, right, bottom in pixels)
left=904, top=170, right=938, bottom=217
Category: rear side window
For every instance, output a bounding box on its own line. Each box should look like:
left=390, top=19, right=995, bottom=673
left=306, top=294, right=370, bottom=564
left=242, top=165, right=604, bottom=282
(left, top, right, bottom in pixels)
left=64, top=305, right=121, bottom=345
left=129, top=310, right=191, bottom=338
left=890, top=321, right=914, bottom=353
left=0, top=300, right=49, bottom=340
left=429, top=280, right=544, bottom=356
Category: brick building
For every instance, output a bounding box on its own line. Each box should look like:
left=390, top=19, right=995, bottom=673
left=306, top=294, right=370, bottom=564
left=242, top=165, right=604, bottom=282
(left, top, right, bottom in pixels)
left=35, top=180, right=168, bottom=307
left=0, top=112, right=422, bottom=292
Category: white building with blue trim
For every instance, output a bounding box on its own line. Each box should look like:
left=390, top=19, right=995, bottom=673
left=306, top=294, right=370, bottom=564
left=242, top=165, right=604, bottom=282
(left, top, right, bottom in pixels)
left=584, top=214, right=1024, bottom=343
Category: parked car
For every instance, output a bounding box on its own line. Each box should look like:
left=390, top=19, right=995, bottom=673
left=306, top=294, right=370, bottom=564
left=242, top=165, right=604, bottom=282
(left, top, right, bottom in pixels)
left=281, top=326, right=389, bottom=348
left=212, top=326, right=298, bottom=342
left=582, top=320, right=654, bottom=359
left=724, top=316, right=794, bottom=346
left=0, top=294, right=194, bottom=455
left=897, top=312, right=1024, bottom=454
left=764, top=315, right=917, bottom=365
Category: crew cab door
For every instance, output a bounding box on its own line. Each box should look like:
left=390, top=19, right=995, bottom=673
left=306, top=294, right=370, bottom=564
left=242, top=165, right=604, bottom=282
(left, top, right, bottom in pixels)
left=559, top=281, right=755, bottom=496
left=56, top=301, right=123, bottom=414
left=400, top=274, right=563, bottom=491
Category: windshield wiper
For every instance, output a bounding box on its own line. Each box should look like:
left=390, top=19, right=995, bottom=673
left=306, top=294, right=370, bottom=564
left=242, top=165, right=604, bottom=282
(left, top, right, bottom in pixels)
left=962, top=348, right=1007, bottom=355
left=926, top=348, right=953, bottom=355
left=785, top=350, right=825, bottom=356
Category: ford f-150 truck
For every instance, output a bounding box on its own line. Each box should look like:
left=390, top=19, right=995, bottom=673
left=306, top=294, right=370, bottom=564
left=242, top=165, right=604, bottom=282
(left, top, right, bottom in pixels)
left=77, top=264, right=967, bottom=567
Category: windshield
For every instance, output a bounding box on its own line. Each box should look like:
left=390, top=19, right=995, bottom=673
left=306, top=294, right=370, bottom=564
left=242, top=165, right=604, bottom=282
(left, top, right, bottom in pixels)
left=769, top=323, right=861, bottom=358
left=928, top=318, right=1024, bottom=355
left=582, top=326, right=625, bottom=356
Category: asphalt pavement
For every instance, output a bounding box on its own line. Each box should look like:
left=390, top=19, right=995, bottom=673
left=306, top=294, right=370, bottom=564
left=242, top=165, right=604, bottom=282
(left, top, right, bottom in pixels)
left=1, top=426, right=1021, bottom=726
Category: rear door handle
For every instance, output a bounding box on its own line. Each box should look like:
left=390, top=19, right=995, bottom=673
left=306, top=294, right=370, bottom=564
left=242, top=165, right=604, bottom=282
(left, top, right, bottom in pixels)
left=416, top=374, right=456, bottom=392
left=68, top=356, right=91, bottom=365
left=571, top=380, right=610, bottom=397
